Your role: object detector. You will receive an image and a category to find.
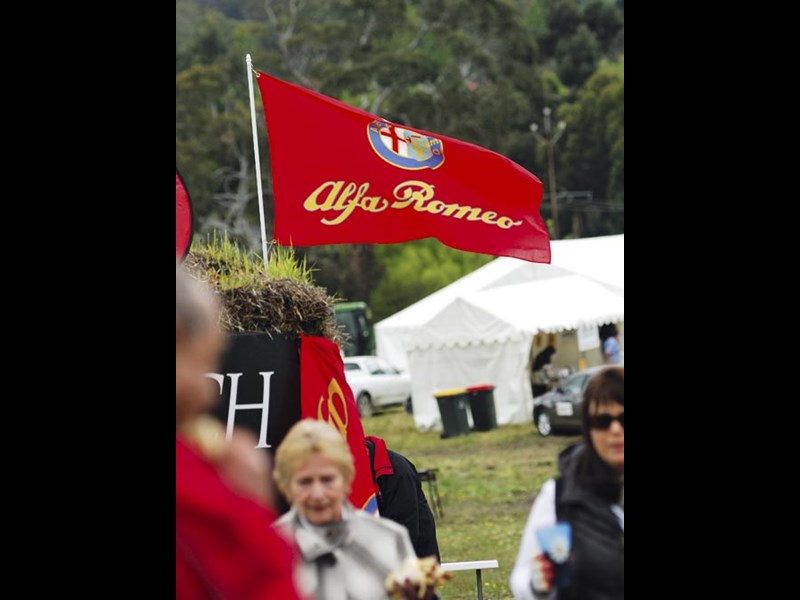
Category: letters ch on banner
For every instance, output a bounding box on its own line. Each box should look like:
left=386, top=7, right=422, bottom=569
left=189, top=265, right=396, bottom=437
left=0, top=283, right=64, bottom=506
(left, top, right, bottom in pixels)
left=206, top=371, right=274, bottom=448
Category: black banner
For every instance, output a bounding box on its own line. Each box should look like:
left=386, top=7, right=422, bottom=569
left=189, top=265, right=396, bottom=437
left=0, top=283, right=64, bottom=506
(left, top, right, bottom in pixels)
left=208, top=332, right=301, bottom=512
left=209, top=332, right=301, bottom=455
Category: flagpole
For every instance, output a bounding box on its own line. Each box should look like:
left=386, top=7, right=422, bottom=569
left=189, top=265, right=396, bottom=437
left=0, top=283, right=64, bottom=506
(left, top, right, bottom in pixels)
left=245, top=53, right=270, bottom=268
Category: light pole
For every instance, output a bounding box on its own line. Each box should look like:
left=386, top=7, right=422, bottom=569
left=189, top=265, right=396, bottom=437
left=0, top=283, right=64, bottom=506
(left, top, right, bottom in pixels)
left=530, top=107, right=566, bottom=239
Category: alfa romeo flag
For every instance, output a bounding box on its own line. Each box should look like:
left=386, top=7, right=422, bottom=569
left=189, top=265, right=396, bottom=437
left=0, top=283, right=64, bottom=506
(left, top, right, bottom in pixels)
left=256, top=71, right=551, bottom=263
left=299, top=335, right=378, bottom=514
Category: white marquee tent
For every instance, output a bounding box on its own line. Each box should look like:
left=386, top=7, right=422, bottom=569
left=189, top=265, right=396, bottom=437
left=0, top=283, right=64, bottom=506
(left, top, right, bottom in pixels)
left=375, top=235, right=624, bottom=430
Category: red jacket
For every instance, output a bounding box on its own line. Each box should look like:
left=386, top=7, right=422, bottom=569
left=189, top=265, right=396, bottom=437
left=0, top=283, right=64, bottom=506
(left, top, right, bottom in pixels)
left=176, top=435, right=304, bottom=599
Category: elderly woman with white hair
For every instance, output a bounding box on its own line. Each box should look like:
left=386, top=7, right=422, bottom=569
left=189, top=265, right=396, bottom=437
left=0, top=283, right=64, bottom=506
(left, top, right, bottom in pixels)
left=273, top=419, right=445, bottom=600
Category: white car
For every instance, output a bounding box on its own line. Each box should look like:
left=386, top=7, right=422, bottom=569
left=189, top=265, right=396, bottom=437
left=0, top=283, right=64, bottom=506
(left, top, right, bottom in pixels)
left=343, top=356, right=411, bottom=417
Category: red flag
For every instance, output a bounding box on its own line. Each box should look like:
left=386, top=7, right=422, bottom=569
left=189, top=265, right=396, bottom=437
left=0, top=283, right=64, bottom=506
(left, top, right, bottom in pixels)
left=299, top=335, right=379, bottom=514
left=256, top=72, right=551, bottom=263
left=176, top=170, right=193, bottom=260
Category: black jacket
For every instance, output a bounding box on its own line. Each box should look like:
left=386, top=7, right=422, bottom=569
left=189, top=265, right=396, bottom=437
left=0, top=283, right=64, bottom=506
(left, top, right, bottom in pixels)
left=366, top=441, right=440, bottom=561
left=555, top=444, right=624, bottom=600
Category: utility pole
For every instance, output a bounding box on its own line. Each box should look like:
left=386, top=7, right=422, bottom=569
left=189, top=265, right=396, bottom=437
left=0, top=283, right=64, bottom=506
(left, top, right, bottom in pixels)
left=530, top=107, right=566, bottom=239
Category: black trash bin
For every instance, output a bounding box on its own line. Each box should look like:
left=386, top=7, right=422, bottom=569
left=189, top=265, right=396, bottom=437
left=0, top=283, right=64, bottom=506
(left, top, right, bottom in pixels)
left=433, top=388, right=471, bottom=438
left=467, top=384, right=497, bottom=431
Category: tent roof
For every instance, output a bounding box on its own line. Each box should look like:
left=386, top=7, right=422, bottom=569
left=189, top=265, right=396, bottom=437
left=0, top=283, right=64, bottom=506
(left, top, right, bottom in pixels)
left=377, top=234, right=624, bottom=332
left=467, top=275, right=623, bottom=335
left=407, top=275, right=623, bottom=349
left=540, top=234, right=624, bottom=292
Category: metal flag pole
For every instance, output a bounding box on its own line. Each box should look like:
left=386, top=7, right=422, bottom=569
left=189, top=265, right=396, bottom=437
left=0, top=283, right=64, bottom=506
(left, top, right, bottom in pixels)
left=245, top=53, right=270, bottom=268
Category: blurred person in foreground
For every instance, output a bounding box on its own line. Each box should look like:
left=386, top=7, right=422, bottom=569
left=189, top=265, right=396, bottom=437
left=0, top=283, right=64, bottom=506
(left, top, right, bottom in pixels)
left=273, top=419, right=449, bottom=600
left=175, top=266, right=303, bottom=599
left=510, top=367, right=624, bottom=600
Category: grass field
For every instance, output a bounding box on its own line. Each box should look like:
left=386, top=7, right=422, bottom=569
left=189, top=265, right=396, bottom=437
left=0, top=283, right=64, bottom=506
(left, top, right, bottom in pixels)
left=364, top=407, right=580, bottom=600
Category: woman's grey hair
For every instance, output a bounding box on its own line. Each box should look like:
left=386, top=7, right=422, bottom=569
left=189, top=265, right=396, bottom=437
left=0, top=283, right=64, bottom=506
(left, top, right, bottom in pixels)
left=176, top=266, right=218, bottom=341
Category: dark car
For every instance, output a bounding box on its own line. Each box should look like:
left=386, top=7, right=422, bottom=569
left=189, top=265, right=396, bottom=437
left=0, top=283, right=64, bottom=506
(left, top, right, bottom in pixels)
left=532, top=366, right=607, bottom=436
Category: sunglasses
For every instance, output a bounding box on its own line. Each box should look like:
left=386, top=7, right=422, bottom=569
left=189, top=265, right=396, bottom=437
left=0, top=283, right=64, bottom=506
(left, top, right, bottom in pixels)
left=589, top=413, right=624, bottom=430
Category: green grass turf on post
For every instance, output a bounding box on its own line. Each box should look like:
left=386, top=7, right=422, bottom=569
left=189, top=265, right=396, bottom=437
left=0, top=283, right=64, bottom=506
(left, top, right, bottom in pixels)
left=184, top=233, right=342, bottom=342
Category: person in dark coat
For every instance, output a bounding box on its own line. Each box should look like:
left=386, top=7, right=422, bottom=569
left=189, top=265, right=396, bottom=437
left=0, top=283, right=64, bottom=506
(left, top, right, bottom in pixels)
left=510, top=366, right=624, bottom=600
left=366, top=436, right=441, bottom=561
left=531, top=346, right=557, bottom=397
left=532, top=346, right=557, bottom=372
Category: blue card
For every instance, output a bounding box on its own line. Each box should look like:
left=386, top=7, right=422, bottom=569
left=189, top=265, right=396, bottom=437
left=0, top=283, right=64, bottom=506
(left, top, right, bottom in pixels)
left=535, top=522, right=571, bottom=563
left=535, top=522, right=573, bottom=588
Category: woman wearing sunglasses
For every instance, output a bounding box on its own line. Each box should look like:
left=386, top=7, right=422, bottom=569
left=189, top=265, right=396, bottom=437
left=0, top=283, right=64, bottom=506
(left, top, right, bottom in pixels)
left=510, top=366, right=624, bottom=600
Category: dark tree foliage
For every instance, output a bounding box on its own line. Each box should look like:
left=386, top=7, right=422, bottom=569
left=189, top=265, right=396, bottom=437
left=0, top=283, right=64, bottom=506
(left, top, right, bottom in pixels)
left=177, top=0, right=623, bottom=311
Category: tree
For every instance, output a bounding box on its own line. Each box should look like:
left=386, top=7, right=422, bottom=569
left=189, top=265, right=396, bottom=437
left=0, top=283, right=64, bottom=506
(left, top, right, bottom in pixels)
left=555, top=24, right=600, bottom=87
left=370, top=240, right=492, bottom=321
left=540, top=0, right=582, bottom=57
left=583, top=0, right=623, bottom=55
left=176, top=7, right=279, bottom=247
left=558, top=58, right=624, bottom=236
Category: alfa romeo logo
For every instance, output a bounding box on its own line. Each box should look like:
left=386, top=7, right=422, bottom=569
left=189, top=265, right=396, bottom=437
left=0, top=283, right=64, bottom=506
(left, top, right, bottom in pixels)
left=367, top=120, right=444, bottom=170
left=317, top=378, right=349, bottom=438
